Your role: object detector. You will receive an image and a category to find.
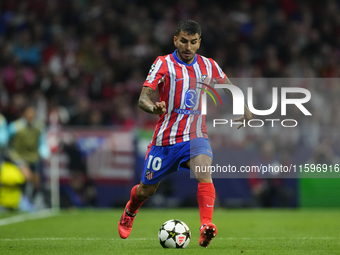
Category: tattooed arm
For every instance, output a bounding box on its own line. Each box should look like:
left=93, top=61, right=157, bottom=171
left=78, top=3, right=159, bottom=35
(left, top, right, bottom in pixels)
left=138, top=87, right=166, bottom=115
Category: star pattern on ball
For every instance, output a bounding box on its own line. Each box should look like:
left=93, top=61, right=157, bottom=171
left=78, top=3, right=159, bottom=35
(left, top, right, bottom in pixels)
left=158, top=219, right=191, bottom=248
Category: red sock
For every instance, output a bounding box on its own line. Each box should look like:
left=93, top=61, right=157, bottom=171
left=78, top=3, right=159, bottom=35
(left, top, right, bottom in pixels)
left=197, top=183, right=215, bottom=226
left=127, top=185, right=146, bottom=214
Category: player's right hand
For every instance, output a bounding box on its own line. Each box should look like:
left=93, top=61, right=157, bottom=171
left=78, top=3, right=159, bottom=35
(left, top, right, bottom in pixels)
left=153, top=101, right=166, bottom=114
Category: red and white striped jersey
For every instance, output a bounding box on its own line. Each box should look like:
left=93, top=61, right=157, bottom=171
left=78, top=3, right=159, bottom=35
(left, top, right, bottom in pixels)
left=143, top=50, right=226, bottom=146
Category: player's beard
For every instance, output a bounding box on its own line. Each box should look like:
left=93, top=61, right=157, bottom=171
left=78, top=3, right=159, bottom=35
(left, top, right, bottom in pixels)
left=180, top=50, right=195, bottom=63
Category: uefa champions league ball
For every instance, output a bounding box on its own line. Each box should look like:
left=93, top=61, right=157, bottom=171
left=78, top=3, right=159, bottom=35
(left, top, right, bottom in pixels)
left=158, top=219, right=191, bottom=248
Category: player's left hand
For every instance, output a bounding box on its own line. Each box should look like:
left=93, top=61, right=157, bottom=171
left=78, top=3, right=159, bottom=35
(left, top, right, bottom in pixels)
left=234, top=112, right=252, bottom=130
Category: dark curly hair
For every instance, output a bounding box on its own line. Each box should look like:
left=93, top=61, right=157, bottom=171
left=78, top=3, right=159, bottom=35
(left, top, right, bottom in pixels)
left=175, top=20, right=201, bottom=37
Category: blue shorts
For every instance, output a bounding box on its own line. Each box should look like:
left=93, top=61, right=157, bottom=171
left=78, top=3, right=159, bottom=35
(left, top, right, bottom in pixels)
left=141, top=138, right=213, bottom=185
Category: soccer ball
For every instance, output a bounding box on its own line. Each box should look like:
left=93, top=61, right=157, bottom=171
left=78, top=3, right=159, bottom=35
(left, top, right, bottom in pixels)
left=158, top=219, right=191, bottom=248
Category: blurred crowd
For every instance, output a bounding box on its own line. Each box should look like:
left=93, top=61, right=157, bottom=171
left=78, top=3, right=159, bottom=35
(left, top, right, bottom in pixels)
left=0, top=0, right=339, bottom=139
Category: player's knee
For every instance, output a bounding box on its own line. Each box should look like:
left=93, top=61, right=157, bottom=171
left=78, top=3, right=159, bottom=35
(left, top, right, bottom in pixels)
left=188, top=154, right=212, bottom=171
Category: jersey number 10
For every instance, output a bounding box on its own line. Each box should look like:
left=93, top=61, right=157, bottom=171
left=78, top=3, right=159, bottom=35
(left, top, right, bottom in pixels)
left=147, top=155, right=162, bottom=171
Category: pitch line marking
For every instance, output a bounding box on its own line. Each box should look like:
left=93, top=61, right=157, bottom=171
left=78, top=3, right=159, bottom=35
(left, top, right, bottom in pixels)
left=0, top=209, right=58, bottom=227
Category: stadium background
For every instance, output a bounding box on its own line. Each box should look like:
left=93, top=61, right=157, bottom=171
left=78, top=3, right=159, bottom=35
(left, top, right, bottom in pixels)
left=0, top=0, right=340, bottom=210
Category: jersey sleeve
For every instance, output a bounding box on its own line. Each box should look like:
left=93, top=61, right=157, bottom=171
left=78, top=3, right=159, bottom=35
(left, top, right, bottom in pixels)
left=212, top=60, right=227, bottom=84
left=143, top=57, right=166, bottom=90
left=0, top=115, right=8, bottom=148
left=38, top=125, right=51, bottom=159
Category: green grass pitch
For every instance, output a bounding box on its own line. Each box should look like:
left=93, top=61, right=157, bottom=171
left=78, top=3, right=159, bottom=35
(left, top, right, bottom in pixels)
left=0, top=208, right=340, bottom=255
